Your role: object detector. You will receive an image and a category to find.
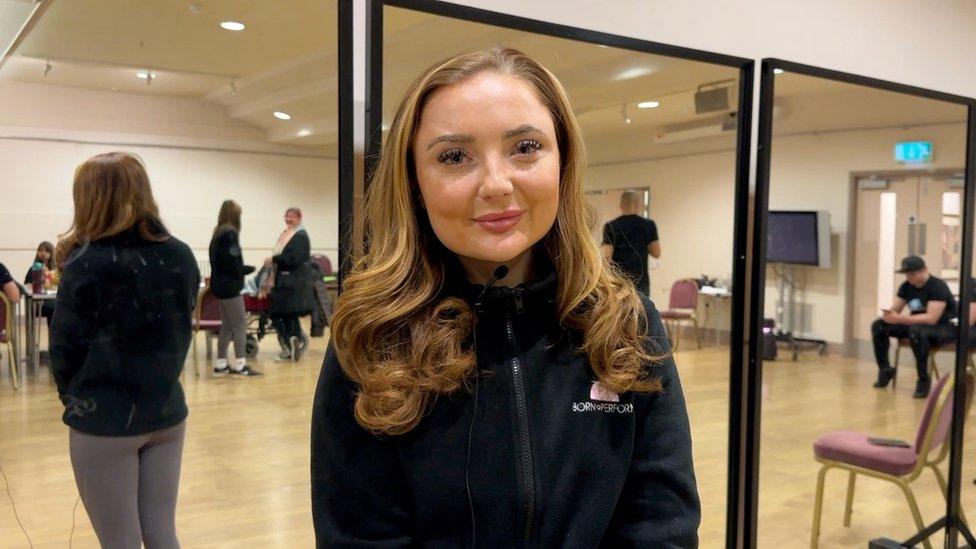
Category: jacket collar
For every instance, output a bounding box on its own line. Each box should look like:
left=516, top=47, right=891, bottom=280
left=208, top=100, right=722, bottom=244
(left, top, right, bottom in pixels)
left=442, top=250, right=558, bottom=316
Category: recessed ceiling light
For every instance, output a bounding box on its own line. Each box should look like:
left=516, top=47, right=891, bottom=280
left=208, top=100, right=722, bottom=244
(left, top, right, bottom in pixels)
left=297, top=128, right=312, bottom=137
left=273, top=111, right=292, bottom=120
left=637, top=100, right=661, bottom=109
left=773, top=68, right=785, bottom=75
left=136, top=71, right=156, bottom=79
left=614, top=67, right=654, bottom=81
left=220, top=21, right=245, bottom=31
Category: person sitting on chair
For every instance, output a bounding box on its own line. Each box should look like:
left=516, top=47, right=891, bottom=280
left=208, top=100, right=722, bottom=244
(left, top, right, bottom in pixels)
left=871, top=255, right=957, bottom=399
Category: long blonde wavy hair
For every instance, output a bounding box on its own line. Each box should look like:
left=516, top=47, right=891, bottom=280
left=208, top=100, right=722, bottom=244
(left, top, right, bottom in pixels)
left=333, top=47, right=664, bottom=435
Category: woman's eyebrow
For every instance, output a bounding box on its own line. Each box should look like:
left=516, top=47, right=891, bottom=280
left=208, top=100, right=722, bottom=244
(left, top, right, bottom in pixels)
left=426, top=134, right=474, bottom=150
left=504, top=124, right=544, bottom=139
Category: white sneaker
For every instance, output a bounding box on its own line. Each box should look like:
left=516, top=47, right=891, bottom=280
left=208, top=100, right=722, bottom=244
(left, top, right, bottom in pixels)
left=214, top=358, right=230, bottom=376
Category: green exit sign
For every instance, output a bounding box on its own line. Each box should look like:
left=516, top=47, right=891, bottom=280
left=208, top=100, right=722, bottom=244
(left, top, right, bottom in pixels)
left=895, top=141, right=933, bottom=164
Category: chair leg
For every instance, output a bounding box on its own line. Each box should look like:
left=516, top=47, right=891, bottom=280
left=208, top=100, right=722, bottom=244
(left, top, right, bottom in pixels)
left=205, top=333, right=213, bottom=360
left=5, top=341, right=17, bottom=390
left=931, top=465, right=969, bottom=527
left=192, top=329, right=200, bottom=378
left=811, top=465, right=830, bottom=548
left=896, top=481, right=931, bottom=549
left=929, top=354, right=940, bottom=380
left=691, top=317, right=702, bottom=350
left=893, top=341, right=900, bottom=389
left=843, top=471, right=856, bottom=527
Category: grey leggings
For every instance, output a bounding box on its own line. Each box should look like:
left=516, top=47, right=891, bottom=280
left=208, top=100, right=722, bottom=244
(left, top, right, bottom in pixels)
left=218, top=296, right=247, bottom=360
left=69, top=421, right=186, bottom=549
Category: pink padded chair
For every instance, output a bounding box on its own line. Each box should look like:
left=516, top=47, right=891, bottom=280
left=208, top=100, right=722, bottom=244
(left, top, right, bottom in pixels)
left=0, top=292, right=18, bottom=390
left=809, top=372, right=974, bottom=548
left=659, top=279, right=702, bottom=350
left=191, top=286, right=222, bottom=377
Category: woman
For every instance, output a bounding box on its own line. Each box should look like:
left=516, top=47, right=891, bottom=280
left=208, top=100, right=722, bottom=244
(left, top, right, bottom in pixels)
left=264, top=207, right=311, bottom=362
left=311, top=48, right=700, bottom=547
left=209, top=200, right=260, bottom=376
left=51, top=152, right=199, bottom=549
left=24, top=240, right=57, bottom=288
left=23, top=241, right=57, bottom=359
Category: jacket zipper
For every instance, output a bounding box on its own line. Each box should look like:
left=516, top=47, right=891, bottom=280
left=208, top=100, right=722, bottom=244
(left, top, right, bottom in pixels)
left=507, top=309, right=534, bottom=543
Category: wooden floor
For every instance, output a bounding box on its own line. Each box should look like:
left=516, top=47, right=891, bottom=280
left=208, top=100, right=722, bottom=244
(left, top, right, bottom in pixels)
left=1, top=330, right=973, bottom=548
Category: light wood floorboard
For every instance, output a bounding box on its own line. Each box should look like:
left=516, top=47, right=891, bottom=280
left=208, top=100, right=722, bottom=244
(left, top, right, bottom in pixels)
left=1, top=331, right=972, bottom=548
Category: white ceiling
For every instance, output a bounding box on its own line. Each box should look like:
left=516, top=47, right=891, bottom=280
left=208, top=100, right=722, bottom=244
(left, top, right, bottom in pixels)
left=0, top=1, right=966, bottom=164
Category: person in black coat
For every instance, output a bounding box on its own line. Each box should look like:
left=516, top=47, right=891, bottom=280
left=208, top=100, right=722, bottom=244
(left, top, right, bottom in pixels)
left=51, top=152, right=199, bottom=548
left=265, top=207, right=311, bottom=361
left=209, top=200, right=260, bottom=376
left=311, top=48, right=699, bottom=548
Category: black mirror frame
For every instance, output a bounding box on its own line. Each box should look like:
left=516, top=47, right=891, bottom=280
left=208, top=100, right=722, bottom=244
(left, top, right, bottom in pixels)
left=754, top=58, right=976, bottom=548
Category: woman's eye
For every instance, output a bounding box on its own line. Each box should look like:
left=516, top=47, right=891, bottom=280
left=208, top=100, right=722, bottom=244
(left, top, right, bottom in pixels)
left=437, top=149, right=466, bottom=166
left=514, top=139, right=542, bottom=156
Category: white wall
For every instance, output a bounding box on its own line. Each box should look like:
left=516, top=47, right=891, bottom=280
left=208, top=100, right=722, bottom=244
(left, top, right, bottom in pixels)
left=587, top=150, right=737, bottom=304
left=0, top=81, right=338, bottom=279
left=588, top=122, right=968, bottom=344
left=443, top=0, right=976, bottom=99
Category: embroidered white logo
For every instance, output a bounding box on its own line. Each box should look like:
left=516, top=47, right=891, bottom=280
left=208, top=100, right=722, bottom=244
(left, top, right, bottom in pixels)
left=572, top=382, right=634, bottom=414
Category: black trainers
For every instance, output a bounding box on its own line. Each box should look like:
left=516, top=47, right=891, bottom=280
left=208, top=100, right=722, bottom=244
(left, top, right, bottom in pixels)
left=913, top=377, right=931, bottom=399
left=213, top=366, right=230, bottom=376
left=873, top=367, right=896, bottom=388
left=230, top=365, right=263, bottom=377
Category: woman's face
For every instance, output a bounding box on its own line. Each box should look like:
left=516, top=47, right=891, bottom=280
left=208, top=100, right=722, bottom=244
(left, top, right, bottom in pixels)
left=37, top=248, right=51, bottom=262
left=284, top=210, right=300, bottom=228
left=412, top=72, right=560, bottom=272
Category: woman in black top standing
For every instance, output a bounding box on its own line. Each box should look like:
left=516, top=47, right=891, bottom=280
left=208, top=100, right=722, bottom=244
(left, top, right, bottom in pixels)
left=51, top=152, right=199, bottom=549
left=209, top=200, right=260, bottom=376
left=264, top=207, right=311, bottom=362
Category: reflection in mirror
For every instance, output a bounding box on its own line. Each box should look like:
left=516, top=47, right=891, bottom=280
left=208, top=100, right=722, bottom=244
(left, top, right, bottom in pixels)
left=377, top=6, right=743, bottom=545
left=0, top=1, right=337, bottom=545
left=759, top=68, right=970, bottom=548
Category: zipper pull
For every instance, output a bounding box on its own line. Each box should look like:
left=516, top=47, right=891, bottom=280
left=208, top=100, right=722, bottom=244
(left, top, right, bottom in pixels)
left=514, top=288, right=525, bottom=315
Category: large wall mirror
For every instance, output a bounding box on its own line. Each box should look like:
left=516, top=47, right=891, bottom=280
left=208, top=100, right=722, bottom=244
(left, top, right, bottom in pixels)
left=0, top=1, right=339, bottom=546
left=363, top=1, right=754, bottom=546
left=754, top=59, right=976, bottom=548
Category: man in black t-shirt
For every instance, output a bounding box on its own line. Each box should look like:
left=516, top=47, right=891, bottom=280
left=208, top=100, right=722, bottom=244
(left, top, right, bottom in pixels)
left=871, top=256, right=957, bottom=398
left=0, top=262, right=21, bottom=303
left=602, top=191, right=660, bottom=295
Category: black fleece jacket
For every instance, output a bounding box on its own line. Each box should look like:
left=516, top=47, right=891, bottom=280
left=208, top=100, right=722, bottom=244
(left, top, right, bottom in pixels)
left=50, top=228, right=200, bottom=436
left=209, top=227, right=254, bottom=299
left=311, top=268, right=700, bottom=548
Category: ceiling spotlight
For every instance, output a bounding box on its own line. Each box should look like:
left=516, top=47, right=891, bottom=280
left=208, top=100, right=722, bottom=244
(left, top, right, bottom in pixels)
left=773, top=68, right=785, bottom=75
left=637, top=100, right=660, bottom=109
left=297, top=128, right=312, bottom=137
left=230, top=78, right=238, bottom=96
left=273, top=111, right=292, bottom=121
left=220, top=21, right=245, bottom=31
left=43, top=59, right=51, bottom=76
left=620, top=104, right=631, bottom=125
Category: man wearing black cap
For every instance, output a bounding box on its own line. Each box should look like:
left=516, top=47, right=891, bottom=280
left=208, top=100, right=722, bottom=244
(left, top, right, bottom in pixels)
left=871, top=255, right=957, bottom=398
